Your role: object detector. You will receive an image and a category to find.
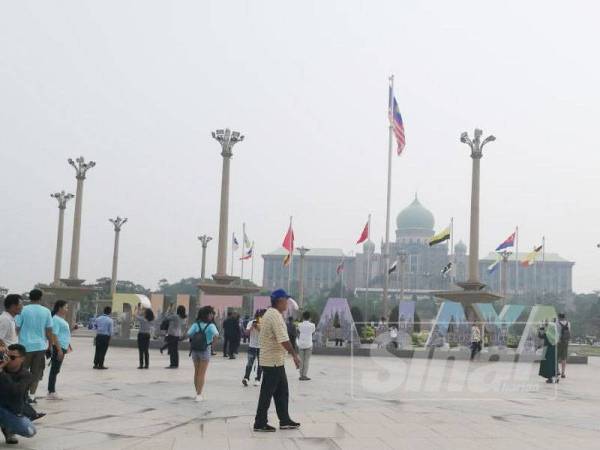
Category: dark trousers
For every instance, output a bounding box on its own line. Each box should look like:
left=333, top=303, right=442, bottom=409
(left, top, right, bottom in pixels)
left=166, top=335, right=179, bottom=367
left=244, top=347, right=262, bottom=381
left=48, top=347, right=66, bottom=393
left=137, top=333, right=150, bottom=368
left=223, top=336, right=240, bottom=357
left=470, top=341, right=482, bottom=360
left=254, top=366, right=291, bottom=427
left=94, top=334, right=110, bottom=367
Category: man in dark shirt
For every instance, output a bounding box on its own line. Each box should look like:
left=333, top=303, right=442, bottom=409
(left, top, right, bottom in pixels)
left=0, top=344, right=37, bottom=444
left=223, top=312, right=241, bottom=359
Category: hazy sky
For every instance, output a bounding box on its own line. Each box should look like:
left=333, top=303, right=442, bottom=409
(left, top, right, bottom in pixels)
left=1, top=1, right=598, bottom=294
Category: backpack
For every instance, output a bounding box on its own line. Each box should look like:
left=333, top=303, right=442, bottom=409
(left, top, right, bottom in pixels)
left=160, top=317, right=170, bottom=331
left=190, top=322, right=209, bottom=352
left=560, top=322, right=571, bottom=344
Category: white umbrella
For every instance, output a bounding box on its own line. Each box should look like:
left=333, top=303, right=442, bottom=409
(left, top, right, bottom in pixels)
left=136, top=294, right=152, bottom=309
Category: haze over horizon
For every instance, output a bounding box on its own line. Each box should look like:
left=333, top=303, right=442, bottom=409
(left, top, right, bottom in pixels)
left=1, top=1, right=598, bottom=294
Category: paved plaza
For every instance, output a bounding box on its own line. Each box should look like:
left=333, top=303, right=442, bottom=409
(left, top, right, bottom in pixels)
left=13, top=336, right=600, bottom=450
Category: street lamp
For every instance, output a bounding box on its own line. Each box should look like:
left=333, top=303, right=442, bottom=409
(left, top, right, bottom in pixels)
left=109, top=216, right=128, bottom=297
left=197, top=235, right=213, bottom=280
left=50, top=191, right=74, bottom=285
left=67, top=156, right=96, bottom=281
left=459, top=129, right=495, bottom=288
left=211, top=129, right=244, bottom=280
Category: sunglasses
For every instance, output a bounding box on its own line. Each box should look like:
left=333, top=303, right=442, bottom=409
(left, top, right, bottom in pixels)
left=7, top=355, right=19, bottom=360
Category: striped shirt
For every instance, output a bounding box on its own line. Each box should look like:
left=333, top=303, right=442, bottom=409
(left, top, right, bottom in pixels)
left=258, top=308, right=289, bottom=367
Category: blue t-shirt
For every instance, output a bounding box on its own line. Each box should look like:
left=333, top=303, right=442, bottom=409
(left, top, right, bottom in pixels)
left=15, top=304, right=53, bottom=352
left=187, top=321, right=219, bottom=344
left=52, top=315, right=71, bottom=350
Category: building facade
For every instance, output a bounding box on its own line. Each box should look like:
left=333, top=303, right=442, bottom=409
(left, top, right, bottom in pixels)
left=262, top=197, right=574, bottom=297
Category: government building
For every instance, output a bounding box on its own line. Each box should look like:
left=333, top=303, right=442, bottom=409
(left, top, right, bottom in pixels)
left=262, top=196, right=574, bottom=298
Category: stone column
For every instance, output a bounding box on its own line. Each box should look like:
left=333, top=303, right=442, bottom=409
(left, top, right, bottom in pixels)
left=211, top=129, right=244, bottom=279
left=198, top=235, right=213, bottom=280
left=460, top=129, right=495, bottom=287
left=109, top=217, right=127, bottom=297
left=468, top=155, right=481, bottom=283
left=67, top=157, right=95, bottom=281
left=51, top=191, right=74, bottom=285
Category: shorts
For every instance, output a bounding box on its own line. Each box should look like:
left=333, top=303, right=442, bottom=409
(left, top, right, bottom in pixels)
left=191, top=348, right=211, bottom=362
left=557, top=341, right=569, bottom=361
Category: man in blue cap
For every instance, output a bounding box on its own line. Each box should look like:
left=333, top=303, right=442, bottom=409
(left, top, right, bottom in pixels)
left=253, top=289, right=301, bottom=432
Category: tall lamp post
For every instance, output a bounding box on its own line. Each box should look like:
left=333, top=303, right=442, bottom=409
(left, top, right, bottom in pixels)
left=198, top=235, right=213, bottom=280
left=51, top=191, right=74, bottom=285
left=67, top=156, right=96, bottom=283
left=459, top=129, right=495, bottom=289
left=211, top=129, right=244, bottom=281
left=297, top=246, right=310, bottom=309
left=109, top=217, right=128, bottom=297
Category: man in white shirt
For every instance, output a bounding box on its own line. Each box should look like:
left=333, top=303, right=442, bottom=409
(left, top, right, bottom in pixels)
left=297, top=311, right=316, bottom=381
left=243, top=309, right=265, bottom=387
left=0, top=295, right=22, bottom=347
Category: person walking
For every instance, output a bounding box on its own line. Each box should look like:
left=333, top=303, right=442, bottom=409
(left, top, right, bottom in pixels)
left=243, top=309, right=265, bottom=387
left=556, top=313, right=570, bottom=378
left=0, top=294, right=22, bottom=347
left=47, top=300, right=72, bottom=400
left=297, top=311, right=316, bottom=381
left=187, top=306, right=219, bottom=402
left=93, top=307, right=113, bottom=369
left=470, top=323, right=482, bottom=360
left=242, top=315, right=250, bottom=344
left=15, top=289, right=53, bottom=402
left=223, top=312, right=240, bottom=359
left=253, top=289, right=301, bottom=433
left=165, top=305, right=186, bottom=369
left=286, top=316, right=298, bottom=351
left=135, top=305, right=154, bottom=369
left=538, top=320, right=559, bottom=384
left=0, top=344, right=37, bottom=445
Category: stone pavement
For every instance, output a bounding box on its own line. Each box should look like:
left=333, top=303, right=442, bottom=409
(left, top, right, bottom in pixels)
left=11, top=337, right=600, bottom=450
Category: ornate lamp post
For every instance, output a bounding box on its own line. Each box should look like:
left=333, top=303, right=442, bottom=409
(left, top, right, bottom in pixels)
left=51, top=191, right=74, bottom=285
left=211, top=129, right=244, bottom=281
left=67, top=156, right=96, bottom=282
left=459, top=129, right=495, bottom=289
left=197, top=235, right=213, bottom=280
left=297, top=246, right=311, bottom=309
left=109, top=216, right=128, bottom=297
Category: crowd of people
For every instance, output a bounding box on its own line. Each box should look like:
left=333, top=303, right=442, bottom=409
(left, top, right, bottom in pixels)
left=0, top=290, right=72, bottom=445
left=0, top=285, right=573, bottom=444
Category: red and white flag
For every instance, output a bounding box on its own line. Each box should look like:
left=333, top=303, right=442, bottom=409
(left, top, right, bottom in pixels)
left=282, top=224, right=294, bottom=267
left=356, top=221, right=369, bottom=244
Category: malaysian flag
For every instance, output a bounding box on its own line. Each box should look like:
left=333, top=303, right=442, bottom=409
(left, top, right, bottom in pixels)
left=388, top=84, right=406, bottom=155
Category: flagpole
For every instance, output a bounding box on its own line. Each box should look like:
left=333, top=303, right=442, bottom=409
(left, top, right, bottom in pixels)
left=515, top=226, right=519, bottom=295
left=340, top=262, right=344, bottom=298
left=365, top=214, right=371, bottom=319
left=383, top=75, right=394, bottom=320
left=251, top=241, right=255, bottom=284
left=542, top=235, right=546, bottom=295
left=450, top=217, right=455, bottom=285
left=288, top=216, right=293, bottom=294
left=230, top=232, right=234, bottom=275
left=241, top=223, right=246, bottom=281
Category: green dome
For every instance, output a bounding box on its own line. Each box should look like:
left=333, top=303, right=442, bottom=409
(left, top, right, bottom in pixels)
left=396, top=196, right=434, bottom=231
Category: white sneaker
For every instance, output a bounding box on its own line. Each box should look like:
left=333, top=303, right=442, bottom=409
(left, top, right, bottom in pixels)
left=253, top=380, right=260, bottom=386
left=195, top=394, right=204, bottom=402
left=47, top=392, right=62, bottom=400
